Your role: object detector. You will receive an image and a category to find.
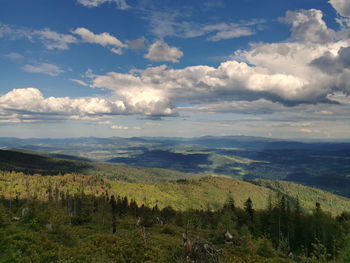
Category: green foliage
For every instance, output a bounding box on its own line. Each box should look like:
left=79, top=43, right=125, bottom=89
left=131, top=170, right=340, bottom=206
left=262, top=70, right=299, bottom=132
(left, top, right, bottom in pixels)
left=338, top=236, right=350, bottom=263
left=310, top=239, right=331, bottom=262
left=257, top=237, right=277, bottom=258
left=253, top=179, right=350, bottom=215
left=1, top=172, right=350, bottom=216
left=0, top=203, right=10, bottom=228
left=0, top=190, right=349, bottom=263
left=0, top=170, right=350, bottom=262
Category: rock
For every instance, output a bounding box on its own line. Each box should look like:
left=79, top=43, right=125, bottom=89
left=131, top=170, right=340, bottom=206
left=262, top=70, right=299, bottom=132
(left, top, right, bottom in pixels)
left=155, top=216, right=166, bottom=225
left=21, top=207, right=29, bottom=217
left=224, top=230, right=233, bottom=241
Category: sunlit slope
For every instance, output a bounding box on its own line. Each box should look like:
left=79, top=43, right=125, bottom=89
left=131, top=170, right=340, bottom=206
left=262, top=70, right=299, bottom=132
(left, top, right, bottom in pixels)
left=1, top=171, right=349, bottom=215
left=253, top=179, right=350, bottom=214
left=109, top=177, right=273, bottom=210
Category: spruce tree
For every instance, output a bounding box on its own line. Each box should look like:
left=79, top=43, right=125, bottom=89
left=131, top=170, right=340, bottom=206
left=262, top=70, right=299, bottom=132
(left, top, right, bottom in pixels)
left=110, top=195, right=117, bottom=234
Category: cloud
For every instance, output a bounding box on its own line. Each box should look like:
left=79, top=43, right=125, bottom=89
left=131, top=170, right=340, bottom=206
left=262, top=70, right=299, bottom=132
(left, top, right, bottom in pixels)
left=90, top=53, right=330, bottom=106
left=4, top=52, right=23, bottom=60
left=315, top=110, right=332, bottom=115
left=69, top=115, right=103, bottom=121
left=0, top=88, right=126, bottom=117
left=179, top=97, right=350, bottom=127
left=90, top=70, right=176, bottom=115
left=0, top=24, right=32, bottom=39
left=0, top=24, right=77, bottom=50
left=329, top=0, right=350, bottom=17
left=98, top=120, right=112, bottom=125
left=0, top=87, right=175, bottom=124
left=180, top=99, right=284, bottom=115
left=2, top=7, right=350, bottom=129
left=206, top=20, right=265, bottom=41
left=207, top=27, right=254, bottom=41
left=71, top=79, right=89, bottom=86
left=145, top=40, right=183, bottom=63
left=111, top=48, right=123, bottom=55
left=72, top=27, right=126, bottom=47
left=145, top=8, right=265, bottom=40
left=110, top=125, right=128, bottom=130
left=1, top=24, right=130, bottom=53
left=84, top=8, right=350, bottom=120
left=127, top=37, right=146, bottom=51
left=72, top=27, right=127, bottom=54
left=34, top=29, right=78, bottom=50
left=310, top=46, right=350, bottom=94
left=311, top=46, right=350, bottom=71
left=145, top=122, right=162, bottom=127
left=299, top=128, right=321, bottom=134
left=77, top=0, right=129, bottom=9
left=280, top=9, right=335, bottom=43
left=22, top=63, right=64, bottom=76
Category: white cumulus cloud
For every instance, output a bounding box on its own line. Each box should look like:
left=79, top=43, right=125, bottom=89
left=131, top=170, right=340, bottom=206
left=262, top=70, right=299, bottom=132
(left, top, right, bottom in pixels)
left=0, top=88, right=126, bottom=116
left=86, top=8, right=350, bottom=115
left=145, top=40, right=183, bottom=63
left=0, top=86, right=175, bottom=124
left=329, top=0, right=350, bottom=17
left=281, top=9, right=334, bottom=43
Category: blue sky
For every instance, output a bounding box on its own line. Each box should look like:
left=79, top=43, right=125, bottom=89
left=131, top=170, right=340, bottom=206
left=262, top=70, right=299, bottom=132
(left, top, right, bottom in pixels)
left=1, top=0, right=350, bottom=139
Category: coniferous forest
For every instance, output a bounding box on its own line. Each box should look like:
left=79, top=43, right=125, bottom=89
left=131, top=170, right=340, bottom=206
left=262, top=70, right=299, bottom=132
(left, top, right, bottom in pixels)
left=0, top=171, right=350, bottom=263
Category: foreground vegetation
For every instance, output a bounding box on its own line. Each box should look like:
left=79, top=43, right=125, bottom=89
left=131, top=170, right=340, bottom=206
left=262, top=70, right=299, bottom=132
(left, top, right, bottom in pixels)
left=0, top=171, right=350, bottom=262
left=1, top=183, right=350, bottom=262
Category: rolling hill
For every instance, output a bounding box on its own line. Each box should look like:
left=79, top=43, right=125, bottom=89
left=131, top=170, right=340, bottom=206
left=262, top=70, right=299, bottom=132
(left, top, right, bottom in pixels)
left=1, top=148, right=349, bottom=214
left=0, top=149, right=201, bottom=183
left=1, top=170, right=349, bottom=215
left=3, top=136, right=347, bottom=197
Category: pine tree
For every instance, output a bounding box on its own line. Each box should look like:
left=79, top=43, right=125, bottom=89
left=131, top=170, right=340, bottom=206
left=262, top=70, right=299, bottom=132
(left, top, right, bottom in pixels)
left=129, top=199, right=138, bottom=218
left=47, top=184, right=53, bottom=203
left=244, top=197, right=254, bottom=220
left=110, top=195, right=117, bottom=234
left=121, top=196, right=128, bottom=215
left=223, top=196, right=235, bottom=213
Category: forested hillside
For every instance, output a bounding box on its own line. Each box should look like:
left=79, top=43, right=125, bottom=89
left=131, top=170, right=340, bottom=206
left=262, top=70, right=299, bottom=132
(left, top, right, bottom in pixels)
left=1, top=172, right=349, bottom=215
left=0, top=172, right=350, bottom=262
left=1, top=150, right=350, bottom=262
left=0, top=149, right=201, bottom=183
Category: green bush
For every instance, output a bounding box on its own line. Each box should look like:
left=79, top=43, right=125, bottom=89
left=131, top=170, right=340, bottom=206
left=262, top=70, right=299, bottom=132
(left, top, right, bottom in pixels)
left=256, top=237, right=276, bottom=258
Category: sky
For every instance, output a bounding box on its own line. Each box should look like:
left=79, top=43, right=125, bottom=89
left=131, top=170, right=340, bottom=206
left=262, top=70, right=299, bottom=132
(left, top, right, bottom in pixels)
left=1, top=0, right=350, bottom=139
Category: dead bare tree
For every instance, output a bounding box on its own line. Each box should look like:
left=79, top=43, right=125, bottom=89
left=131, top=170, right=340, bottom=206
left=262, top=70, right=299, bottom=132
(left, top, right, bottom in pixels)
left=182, top=229, right=220, bottom=263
